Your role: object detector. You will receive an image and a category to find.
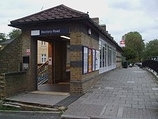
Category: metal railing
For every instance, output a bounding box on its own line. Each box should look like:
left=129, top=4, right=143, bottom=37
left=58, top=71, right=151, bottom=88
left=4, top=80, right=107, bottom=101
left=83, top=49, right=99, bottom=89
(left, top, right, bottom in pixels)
left=142, top=60, right=158, bottom=73
left=37, top=61, right=49, bottom=85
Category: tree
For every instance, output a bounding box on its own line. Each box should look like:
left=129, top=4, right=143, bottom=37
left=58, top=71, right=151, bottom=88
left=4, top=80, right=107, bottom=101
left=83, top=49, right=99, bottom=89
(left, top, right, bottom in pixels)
left=8, top=29, right=21, bottom=39
left=123, top=31, right=145, bottom=62
left=0, top=33, right=7, bottom=43
left=143, top=39, right=158, bottom=60
left=122, top=47, right=137, bottom=60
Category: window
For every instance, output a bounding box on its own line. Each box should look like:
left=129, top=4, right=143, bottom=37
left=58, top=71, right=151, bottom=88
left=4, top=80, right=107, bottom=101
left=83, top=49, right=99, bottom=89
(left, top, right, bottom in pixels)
left=104, top=44, right=107, bottom=67
left=41, top=41, right=46, bottom=46
left=41, top=54, right=46, bottom=63
left=96, top=50, right=100, bottom=70
left=100, top=43, right=107, bottom=68
left=108, top=46, right=112, bottom=66
left=99, top=41, right=102, bottom=68
left=113, top=50, right=116, bottom=64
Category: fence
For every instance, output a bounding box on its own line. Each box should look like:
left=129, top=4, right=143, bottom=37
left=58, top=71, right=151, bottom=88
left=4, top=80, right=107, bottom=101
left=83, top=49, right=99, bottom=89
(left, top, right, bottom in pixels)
left=142, top=60, right=158, bottom=73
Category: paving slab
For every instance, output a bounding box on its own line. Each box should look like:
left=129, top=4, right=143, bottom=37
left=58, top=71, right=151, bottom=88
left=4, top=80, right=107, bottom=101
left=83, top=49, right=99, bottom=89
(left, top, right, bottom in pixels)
left=6, top=91, right=70, bottom=107
left=62, top=67, right=158, bottom=118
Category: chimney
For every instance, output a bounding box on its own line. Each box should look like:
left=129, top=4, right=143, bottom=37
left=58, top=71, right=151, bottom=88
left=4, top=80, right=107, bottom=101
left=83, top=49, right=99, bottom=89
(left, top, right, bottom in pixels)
left=100, top=24, right=106, bottom=31
left=91, top=17, right=99, bottom=24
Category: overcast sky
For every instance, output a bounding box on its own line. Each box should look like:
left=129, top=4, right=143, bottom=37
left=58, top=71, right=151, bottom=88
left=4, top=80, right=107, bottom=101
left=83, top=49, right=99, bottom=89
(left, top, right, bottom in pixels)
left=0, top=0, right=158, bottom=43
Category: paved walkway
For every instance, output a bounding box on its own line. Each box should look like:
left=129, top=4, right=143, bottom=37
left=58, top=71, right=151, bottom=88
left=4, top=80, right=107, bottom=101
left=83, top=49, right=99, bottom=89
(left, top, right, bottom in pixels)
left=62, top=67, right=158, bottom=119
left=6, top=91, right=70, bottom=107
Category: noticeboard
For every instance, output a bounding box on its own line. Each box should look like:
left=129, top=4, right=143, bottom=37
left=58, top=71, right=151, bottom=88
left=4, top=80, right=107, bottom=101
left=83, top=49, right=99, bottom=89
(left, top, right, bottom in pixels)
left=82, top=46, right=88, bottom=74
left=82, top=46, right=99, bottom=74
left=88, top=49, right=92, bottom=73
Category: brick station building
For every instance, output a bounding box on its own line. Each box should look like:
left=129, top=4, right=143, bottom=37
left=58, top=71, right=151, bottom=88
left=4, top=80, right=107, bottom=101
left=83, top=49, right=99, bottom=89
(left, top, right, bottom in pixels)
left=0, top=4, right=122, bottom=97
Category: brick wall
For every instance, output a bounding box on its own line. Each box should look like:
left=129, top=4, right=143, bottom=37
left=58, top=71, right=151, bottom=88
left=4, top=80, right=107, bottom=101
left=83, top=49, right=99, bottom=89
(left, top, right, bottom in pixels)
left=0, top=72, right=27, bottom=98
left=116, top=51, right=122, bottom=68
left=70, top=31, right=83, bottom=93
left=5, top=72, right=27, bottom=97
left=69, top=29, right=100, bottom=93
left=0, top=34, right=31, bottom=98
left=0, top=37, right=22, bottom=74
left=37, top=41, right=48, bottom=64
left=22, top=30, right=37, bottom=91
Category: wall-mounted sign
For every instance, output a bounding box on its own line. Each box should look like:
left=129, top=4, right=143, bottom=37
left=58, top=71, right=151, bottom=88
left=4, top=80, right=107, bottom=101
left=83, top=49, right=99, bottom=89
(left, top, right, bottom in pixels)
left=82, top=46, right=99, bottom=74
left=31, top=28, right=69, bottom=36
left=83, top=46, right=88, bottom=74
left=92, top=49, right=96, bottom=71
left=26, top=49, right=30, bottom=56
left=120, top=40, right=125, bottom=47
left=88, top=49, right=92, bottom=73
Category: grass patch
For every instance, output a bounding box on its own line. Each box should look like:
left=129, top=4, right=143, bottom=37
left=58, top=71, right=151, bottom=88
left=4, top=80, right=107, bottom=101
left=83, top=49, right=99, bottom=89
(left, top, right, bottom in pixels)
left=0, top=105, right=21, bottom=111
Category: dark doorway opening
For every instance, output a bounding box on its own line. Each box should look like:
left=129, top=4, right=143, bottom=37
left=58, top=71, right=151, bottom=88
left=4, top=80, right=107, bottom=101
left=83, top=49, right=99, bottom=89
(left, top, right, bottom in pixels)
left=35, top=35, right=70, bottom=92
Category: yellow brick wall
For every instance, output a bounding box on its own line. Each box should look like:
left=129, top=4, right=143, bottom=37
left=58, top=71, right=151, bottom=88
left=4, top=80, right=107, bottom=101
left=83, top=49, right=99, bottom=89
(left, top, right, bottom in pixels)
left=37, top=41, right=48, bottom=64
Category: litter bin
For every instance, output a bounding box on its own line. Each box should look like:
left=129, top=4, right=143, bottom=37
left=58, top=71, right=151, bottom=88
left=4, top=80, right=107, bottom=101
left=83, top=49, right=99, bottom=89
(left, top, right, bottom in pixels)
left=122, top=61, right=128, bottom=68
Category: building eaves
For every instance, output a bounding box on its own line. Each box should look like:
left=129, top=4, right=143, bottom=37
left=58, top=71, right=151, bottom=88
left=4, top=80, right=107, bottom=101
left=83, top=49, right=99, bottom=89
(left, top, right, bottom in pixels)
left=9, top=4, right=89, bottom=28
left=8, top=4, right=122, bottom=52
left=87, top=18, right=123, bottom=52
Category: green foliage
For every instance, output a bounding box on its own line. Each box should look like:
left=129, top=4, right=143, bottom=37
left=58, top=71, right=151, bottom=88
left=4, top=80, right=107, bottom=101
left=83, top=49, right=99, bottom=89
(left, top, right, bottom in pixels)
left=123, top=31, right=145, bottom=62
left=143, top=39, right=158, bottom=60
left=122, top=47, right=137, bottom=62
left=0, top=105, right=21, bottom=111
left=0, top=33, right=7, bottom=43
left=8, top=29, right=21, bottom=39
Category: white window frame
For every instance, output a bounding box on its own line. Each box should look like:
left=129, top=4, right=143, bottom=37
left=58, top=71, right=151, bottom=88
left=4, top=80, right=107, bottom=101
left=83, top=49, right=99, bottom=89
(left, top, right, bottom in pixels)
left=41, top=54, right=47, bottom=63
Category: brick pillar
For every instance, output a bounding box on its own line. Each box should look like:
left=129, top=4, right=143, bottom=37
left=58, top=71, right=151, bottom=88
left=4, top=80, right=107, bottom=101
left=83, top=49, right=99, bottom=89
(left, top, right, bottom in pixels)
left=61, top=40, right=67, bottom=81
left=30, top=38, right=37, bottom=90
left=21, top=30, right=37, bottom=91
left=70, top=32, right=83, bottom=93
left=48, top=42, right=53, bottom=84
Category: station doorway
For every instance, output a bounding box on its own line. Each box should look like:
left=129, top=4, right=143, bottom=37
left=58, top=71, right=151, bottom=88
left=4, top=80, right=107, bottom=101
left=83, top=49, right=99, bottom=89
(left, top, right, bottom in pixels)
left=35, top=35, right=70, bottom=93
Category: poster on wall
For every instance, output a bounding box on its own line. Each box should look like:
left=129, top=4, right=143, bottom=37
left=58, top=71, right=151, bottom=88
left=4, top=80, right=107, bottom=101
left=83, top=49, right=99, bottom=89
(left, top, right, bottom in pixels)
left=88, top=49, right=92, bottom=72
left=83, top=47, right=88, bottom=74
left=92, top=49, right=96, bottom=71
left=26, top=49, right=30, bottom=56
left=96, top=50, right=100, bottom=70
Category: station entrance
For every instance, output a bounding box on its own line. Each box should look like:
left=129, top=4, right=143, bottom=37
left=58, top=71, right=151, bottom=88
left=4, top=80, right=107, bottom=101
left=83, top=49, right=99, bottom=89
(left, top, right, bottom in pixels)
left=34, top=35, right=70, bottom=92
left=7, top=4, right=123, bottom=95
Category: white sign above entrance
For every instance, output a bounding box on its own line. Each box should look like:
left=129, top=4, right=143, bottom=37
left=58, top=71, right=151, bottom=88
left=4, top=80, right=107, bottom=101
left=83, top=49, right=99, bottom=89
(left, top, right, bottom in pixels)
left=31, top=30, right=40, bottom=36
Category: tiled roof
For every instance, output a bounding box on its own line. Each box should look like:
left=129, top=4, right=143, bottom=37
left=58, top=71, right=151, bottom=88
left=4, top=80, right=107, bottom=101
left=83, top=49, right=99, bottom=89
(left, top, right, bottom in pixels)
left=10, top=4, right=89, bottom=26
left=9, top=4, right=122, bottom=51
